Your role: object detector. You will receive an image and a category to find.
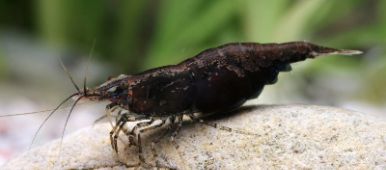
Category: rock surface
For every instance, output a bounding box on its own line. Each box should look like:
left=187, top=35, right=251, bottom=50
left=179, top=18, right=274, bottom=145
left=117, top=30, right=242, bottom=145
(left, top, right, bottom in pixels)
left=3, top=105, right=386, bottom=169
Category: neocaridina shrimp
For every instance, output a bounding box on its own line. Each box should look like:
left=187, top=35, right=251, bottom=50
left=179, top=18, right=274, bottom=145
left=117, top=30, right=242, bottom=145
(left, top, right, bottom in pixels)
left=1, top=41, right=362, bottom=167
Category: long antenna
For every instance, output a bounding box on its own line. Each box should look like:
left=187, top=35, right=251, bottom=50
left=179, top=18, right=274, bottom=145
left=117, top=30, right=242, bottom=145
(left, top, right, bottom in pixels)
left=55, top=96, right=83, bottom=167
left=59, top=58, right=81, bottom=93
left=28, top=93, right=78, bottom=150
left=0, top=103, right=88, bottom=118
left=0, top=108, right=67, bottom=117
left=83, top=39, right=97, bottom=96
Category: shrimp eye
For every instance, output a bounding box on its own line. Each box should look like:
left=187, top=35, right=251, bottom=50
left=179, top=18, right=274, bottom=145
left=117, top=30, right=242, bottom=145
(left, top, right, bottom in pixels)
left=107, top=86, right=118, bottom=93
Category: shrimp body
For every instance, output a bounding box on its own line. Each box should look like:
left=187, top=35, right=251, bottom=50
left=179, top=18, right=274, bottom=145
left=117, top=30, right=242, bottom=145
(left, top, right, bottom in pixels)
left=95, top=42, right=359, bottom=116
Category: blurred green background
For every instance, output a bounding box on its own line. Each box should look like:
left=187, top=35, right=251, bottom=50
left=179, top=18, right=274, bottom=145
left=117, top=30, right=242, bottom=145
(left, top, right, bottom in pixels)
left=0, top=0, right=385, bottom=113
left=0, top=0, right=385, bottom=163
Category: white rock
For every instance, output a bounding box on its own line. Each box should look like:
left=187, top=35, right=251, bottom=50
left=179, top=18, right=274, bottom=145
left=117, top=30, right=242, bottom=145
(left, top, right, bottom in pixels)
left=2, top=105, right=386, bottom=169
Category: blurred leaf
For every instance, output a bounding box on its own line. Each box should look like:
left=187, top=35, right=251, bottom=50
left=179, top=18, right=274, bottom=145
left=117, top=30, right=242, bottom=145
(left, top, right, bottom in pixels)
left=110, top=0, right=149, bottom=73
left=379, top=0, right=386, bottom=33
left=176, top=1, right=236, bottom=45
left=273, top=0, right=327, bottom=41
left=37, top=0, right=67, bottom=45
left=0, top=1, right=35, bottom=31
left=145, top=0, right=237, bottom=69
left=306, top=0, right=364, bottom=36
left=142, top=0, right=206, bottom=69
left=314, top=1, right=382, bottom=47
left=323, top=26, right=386, bottom=47
left=0, top=47, right=7, bottom=78
left=323, top=1, right=386, bottom=48
left=37, top=0, right=106, bottom=49
left=359, top=56, right=386, bottom=104
left=241, top=0, right=289, bottom=42
left=152, top=0, right=205, bottom=47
